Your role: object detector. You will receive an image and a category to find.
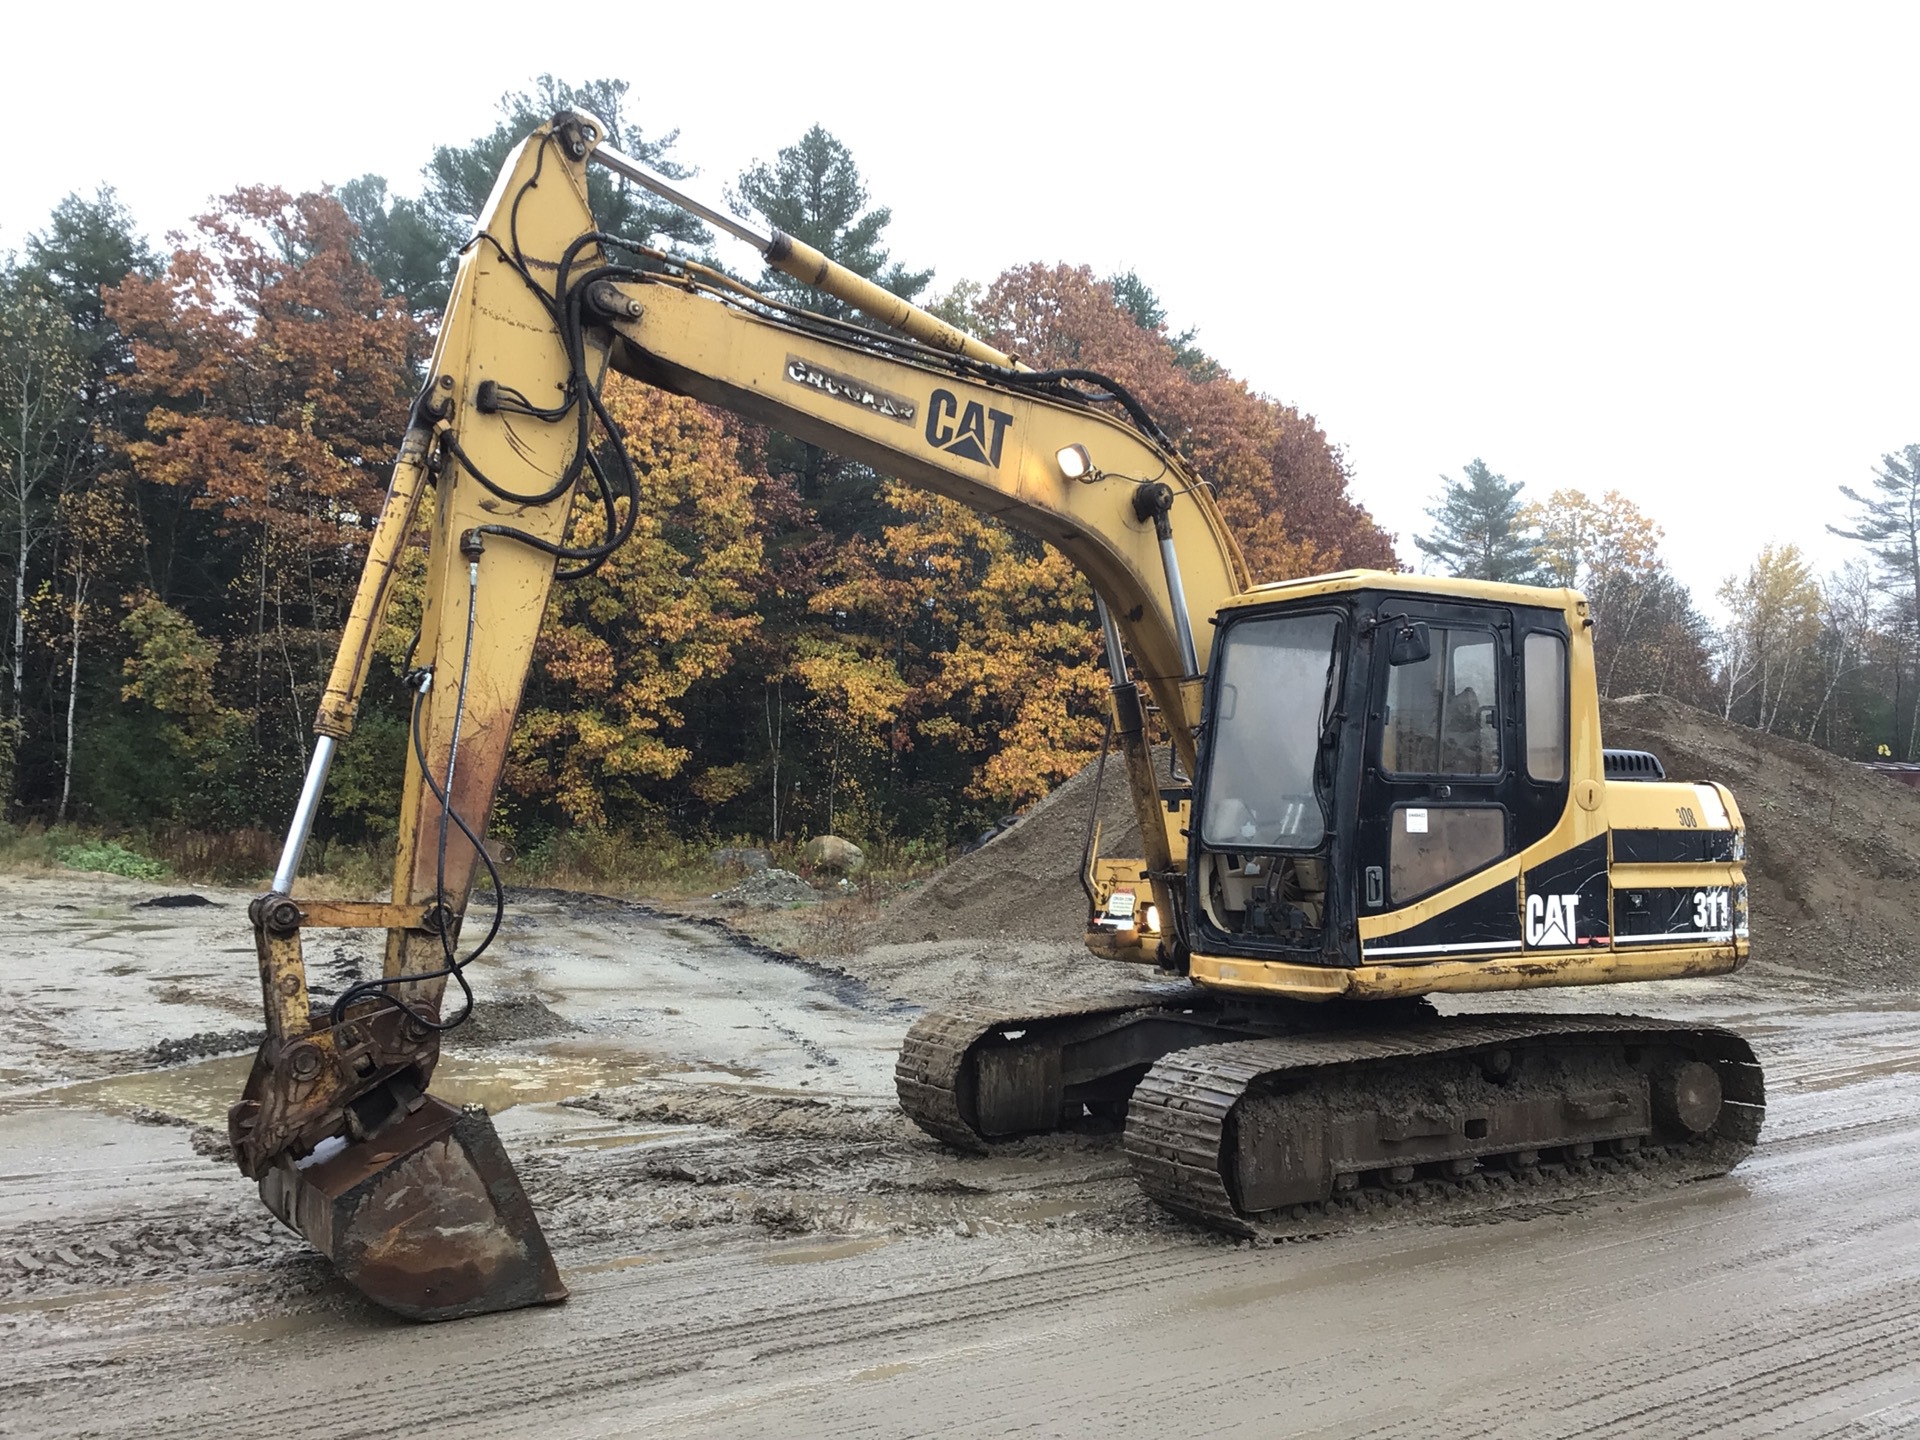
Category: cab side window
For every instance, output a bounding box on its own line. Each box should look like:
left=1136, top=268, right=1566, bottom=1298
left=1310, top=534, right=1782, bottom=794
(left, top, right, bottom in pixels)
left=1381, top=627, right=1500, bottom=777
left=1523, top=632, right=1567, bottom=782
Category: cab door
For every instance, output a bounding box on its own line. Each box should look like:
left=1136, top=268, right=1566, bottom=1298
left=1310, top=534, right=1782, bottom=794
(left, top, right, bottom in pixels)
left=1354, top=601, right=1520, bottom=956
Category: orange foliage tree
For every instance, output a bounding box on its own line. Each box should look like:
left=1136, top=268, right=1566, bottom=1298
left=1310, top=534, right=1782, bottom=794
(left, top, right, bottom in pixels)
left=104, top=188, right=424, bottom=802
left=796, top=264, right=1399, bottom=816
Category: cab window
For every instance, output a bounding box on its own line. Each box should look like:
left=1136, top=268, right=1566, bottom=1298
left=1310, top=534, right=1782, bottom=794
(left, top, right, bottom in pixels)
left=1381, top=627, right=1500, bottom=777
left=1523, top=632, right=1567, bottom=782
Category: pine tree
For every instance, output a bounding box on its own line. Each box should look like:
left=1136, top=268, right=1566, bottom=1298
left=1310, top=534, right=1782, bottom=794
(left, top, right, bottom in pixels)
left=732, top=126, right=932, bottom=317
left=1415, top=459, right=1539, bottom=583
left=1828, top=443, right=1920, bottom=756
left=397, top=76, right=708, bottom=316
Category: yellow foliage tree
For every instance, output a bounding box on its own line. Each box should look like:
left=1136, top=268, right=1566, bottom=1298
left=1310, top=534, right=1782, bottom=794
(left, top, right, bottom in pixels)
left=506, top=381, right=763, bottom=828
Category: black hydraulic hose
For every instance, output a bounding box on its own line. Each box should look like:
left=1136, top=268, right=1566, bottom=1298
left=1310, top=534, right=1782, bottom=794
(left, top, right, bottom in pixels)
left=328, top=580, right=503, bottom=1032
left=992, top=366, right=1172, bottom=447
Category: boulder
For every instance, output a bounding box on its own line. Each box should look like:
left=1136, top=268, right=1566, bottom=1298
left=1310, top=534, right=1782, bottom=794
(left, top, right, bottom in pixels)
left=801, top=834, right=865, bottom=873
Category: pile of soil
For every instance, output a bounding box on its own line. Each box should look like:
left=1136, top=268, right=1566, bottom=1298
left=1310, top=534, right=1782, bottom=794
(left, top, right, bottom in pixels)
left=1602, top=695, right=1920, bottom=988
left=448, top=992, right=578, bottom=1046
left=870, top=751, right=1163, bottom=949
left=854, top=699, right=1920, bottom=992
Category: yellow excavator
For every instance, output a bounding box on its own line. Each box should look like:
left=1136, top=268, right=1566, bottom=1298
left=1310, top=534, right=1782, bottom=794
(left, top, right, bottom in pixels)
left=229, top=111, right=1762, bottom=1320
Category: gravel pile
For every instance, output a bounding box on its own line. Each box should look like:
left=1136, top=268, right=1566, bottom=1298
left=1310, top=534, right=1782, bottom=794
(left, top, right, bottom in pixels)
left=713, top=868, right=821, bottom=909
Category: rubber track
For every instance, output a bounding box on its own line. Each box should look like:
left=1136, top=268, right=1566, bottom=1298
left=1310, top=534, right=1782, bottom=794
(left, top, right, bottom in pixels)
left=895, top=993, right=1173, bottom=1151
left=1124, top=1013, right=1765, bottom=1237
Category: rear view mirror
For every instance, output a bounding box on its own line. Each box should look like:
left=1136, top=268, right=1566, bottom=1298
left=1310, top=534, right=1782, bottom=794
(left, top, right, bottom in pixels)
left=1389, top=621, right=1431, bottom=667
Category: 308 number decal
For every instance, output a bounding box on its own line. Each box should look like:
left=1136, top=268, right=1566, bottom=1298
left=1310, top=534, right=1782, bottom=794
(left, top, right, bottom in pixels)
left=1692, top=888, right=1731, bottom=930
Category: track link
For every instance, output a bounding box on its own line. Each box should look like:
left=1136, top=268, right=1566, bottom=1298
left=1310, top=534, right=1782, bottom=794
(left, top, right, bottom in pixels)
left=1125, top=1014, right=1764, bottom=1238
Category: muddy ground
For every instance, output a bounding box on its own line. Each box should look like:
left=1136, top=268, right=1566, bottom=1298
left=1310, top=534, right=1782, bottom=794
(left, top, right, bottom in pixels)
left=4, top=837, right=1920, bottom=1436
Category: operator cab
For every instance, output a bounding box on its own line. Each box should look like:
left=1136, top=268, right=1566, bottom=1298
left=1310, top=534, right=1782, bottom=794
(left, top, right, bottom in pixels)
left=1190, top=573, right=1578, bottom=968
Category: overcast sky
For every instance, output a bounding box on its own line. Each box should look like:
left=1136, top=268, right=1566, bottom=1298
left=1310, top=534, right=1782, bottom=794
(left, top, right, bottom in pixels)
left=7, top=2, right=1915, bottom=613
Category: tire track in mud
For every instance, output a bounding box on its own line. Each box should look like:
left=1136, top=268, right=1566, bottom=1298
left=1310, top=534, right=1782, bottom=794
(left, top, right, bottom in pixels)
left=14, top=1094, right=1920, bottom=1440
left=8, top=983, right=1920, bottom=1437
left=6, top=1240, right=1213, bottom=1438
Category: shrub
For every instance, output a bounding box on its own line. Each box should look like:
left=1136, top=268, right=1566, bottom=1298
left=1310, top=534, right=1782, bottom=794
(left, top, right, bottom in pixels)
left=55, top=839, right=167, bottom=880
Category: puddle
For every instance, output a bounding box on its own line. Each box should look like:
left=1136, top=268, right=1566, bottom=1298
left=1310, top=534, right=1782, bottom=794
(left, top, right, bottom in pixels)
left=761, top=1237, right=892, bottom=1266
left=544, top=1128, right=682, bottom=1151
left=31, top=1051, right=664, bottom=1130
left=570, top=1253, right=662, bottom=1277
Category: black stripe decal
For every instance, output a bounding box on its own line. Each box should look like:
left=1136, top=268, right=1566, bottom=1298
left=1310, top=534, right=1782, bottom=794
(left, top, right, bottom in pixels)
left=1612, top=829, right=1736, bottom=864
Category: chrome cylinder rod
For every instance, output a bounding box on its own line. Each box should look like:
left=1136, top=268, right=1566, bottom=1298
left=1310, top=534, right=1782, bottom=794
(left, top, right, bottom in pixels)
left=270, top=736, right=337, bottom=895
left=1095, top=594, right=1130, bottom=686
left=1157, top=533, right=1201, bottom=678
left=591, top=141, right=775, bottom=253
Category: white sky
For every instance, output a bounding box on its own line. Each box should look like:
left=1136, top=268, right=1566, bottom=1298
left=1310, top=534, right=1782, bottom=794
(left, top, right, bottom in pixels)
left=6, top=1, right=1915, bottom=614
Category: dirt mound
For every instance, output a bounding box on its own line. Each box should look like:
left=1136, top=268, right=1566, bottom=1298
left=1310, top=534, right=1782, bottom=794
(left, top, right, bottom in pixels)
left=1602, top=695, right=1920, bottom=989
left=859, top=699, right=1920, bottom=992
left=450, top=992, right=579, bottom=1046
left=872, top=751, right=1162, bottom=948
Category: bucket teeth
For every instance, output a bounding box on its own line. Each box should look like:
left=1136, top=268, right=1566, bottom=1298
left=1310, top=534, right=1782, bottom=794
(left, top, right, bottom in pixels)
left=260, top=1096, right=566, bottom=1321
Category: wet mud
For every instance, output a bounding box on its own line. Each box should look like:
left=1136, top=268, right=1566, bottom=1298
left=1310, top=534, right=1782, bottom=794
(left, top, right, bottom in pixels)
left=2, top=870, right=1919, bottom=1436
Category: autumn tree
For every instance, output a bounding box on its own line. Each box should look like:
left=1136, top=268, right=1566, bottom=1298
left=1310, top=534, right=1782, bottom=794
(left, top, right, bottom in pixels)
left=105, top=187, right=424, bottom=815
left=1715, top=543, right=1822, bottom=732
left=115, top=595, right=249, bottom=825
left=786, top=262, right=1396, bottom=826
left=505, top=384, right=765, bottom=834
left=1416, top=459, right=1539, bottom=582
left=1519, top=488, right=1701, bottom=697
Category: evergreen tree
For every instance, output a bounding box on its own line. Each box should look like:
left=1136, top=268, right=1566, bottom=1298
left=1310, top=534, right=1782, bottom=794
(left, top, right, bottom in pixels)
left=1828, top=443, right=1920, bottom=756
left=19, top=187, right=155, bottom=431
left=422, top=77, right=707, bottom=254
left=1829, top=444, right=1920, bottom=618
left=732, top=126, right=932, bottom=316
left=1107, top=270, right=1217, bottom=379
left=336, top=175, right=457, bottom=318
left=1415, top=459, right=1540, bottom=583
left=13, top=192, right=158, bottom=817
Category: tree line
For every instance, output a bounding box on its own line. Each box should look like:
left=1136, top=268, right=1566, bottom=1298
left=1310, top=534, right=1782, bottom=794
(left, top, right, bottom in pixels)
left=1416, top=456, right=1920, bottom=758
left=0, top=77, right=1393, bottom=859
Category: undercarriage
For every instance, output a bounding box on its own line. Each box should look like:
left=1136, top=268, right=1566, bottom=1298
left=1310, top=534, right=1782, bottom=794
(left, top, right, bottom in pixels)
left=896, top=991, right=1763, bottom=1234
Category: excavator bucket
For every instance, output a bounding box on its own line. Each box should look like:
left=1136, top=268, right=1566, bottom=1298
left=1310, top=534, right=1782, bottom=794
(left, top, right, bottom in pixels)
left=256, top=1096, right=566, bottom=1322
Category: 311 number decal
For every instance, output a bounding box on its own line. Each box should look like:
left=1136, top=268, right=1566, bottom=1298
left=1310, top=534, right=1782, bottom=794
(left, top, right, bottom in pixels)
left=1692, top=888, right=1731, bottom=929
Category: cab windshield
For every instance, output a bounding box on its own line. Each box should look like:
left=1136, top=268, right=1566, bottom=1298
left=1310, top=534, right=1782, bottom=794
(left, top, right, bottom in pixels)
left=1200, top=612, right=1341, bottom=849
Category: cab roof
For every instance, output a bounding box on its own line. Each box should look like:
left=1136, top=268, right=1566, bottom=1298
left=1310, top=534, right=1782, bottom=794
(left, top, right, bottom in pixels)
left=1218, top=568, right=1587, bottom=617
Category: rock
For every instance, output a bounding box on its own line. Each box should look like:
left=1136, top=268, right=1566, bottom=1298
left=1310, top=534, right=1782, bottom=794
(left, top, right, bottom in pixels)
left=711, top=846, right=772, bottom=873
left=801, top=835, right=865, bottom=873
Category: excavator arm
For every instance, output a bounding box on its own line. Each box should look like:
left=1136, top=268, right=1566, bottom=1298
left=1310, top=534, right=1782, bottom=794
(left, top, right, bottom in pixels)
left=232, top=111, right=1248, bottom=1320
